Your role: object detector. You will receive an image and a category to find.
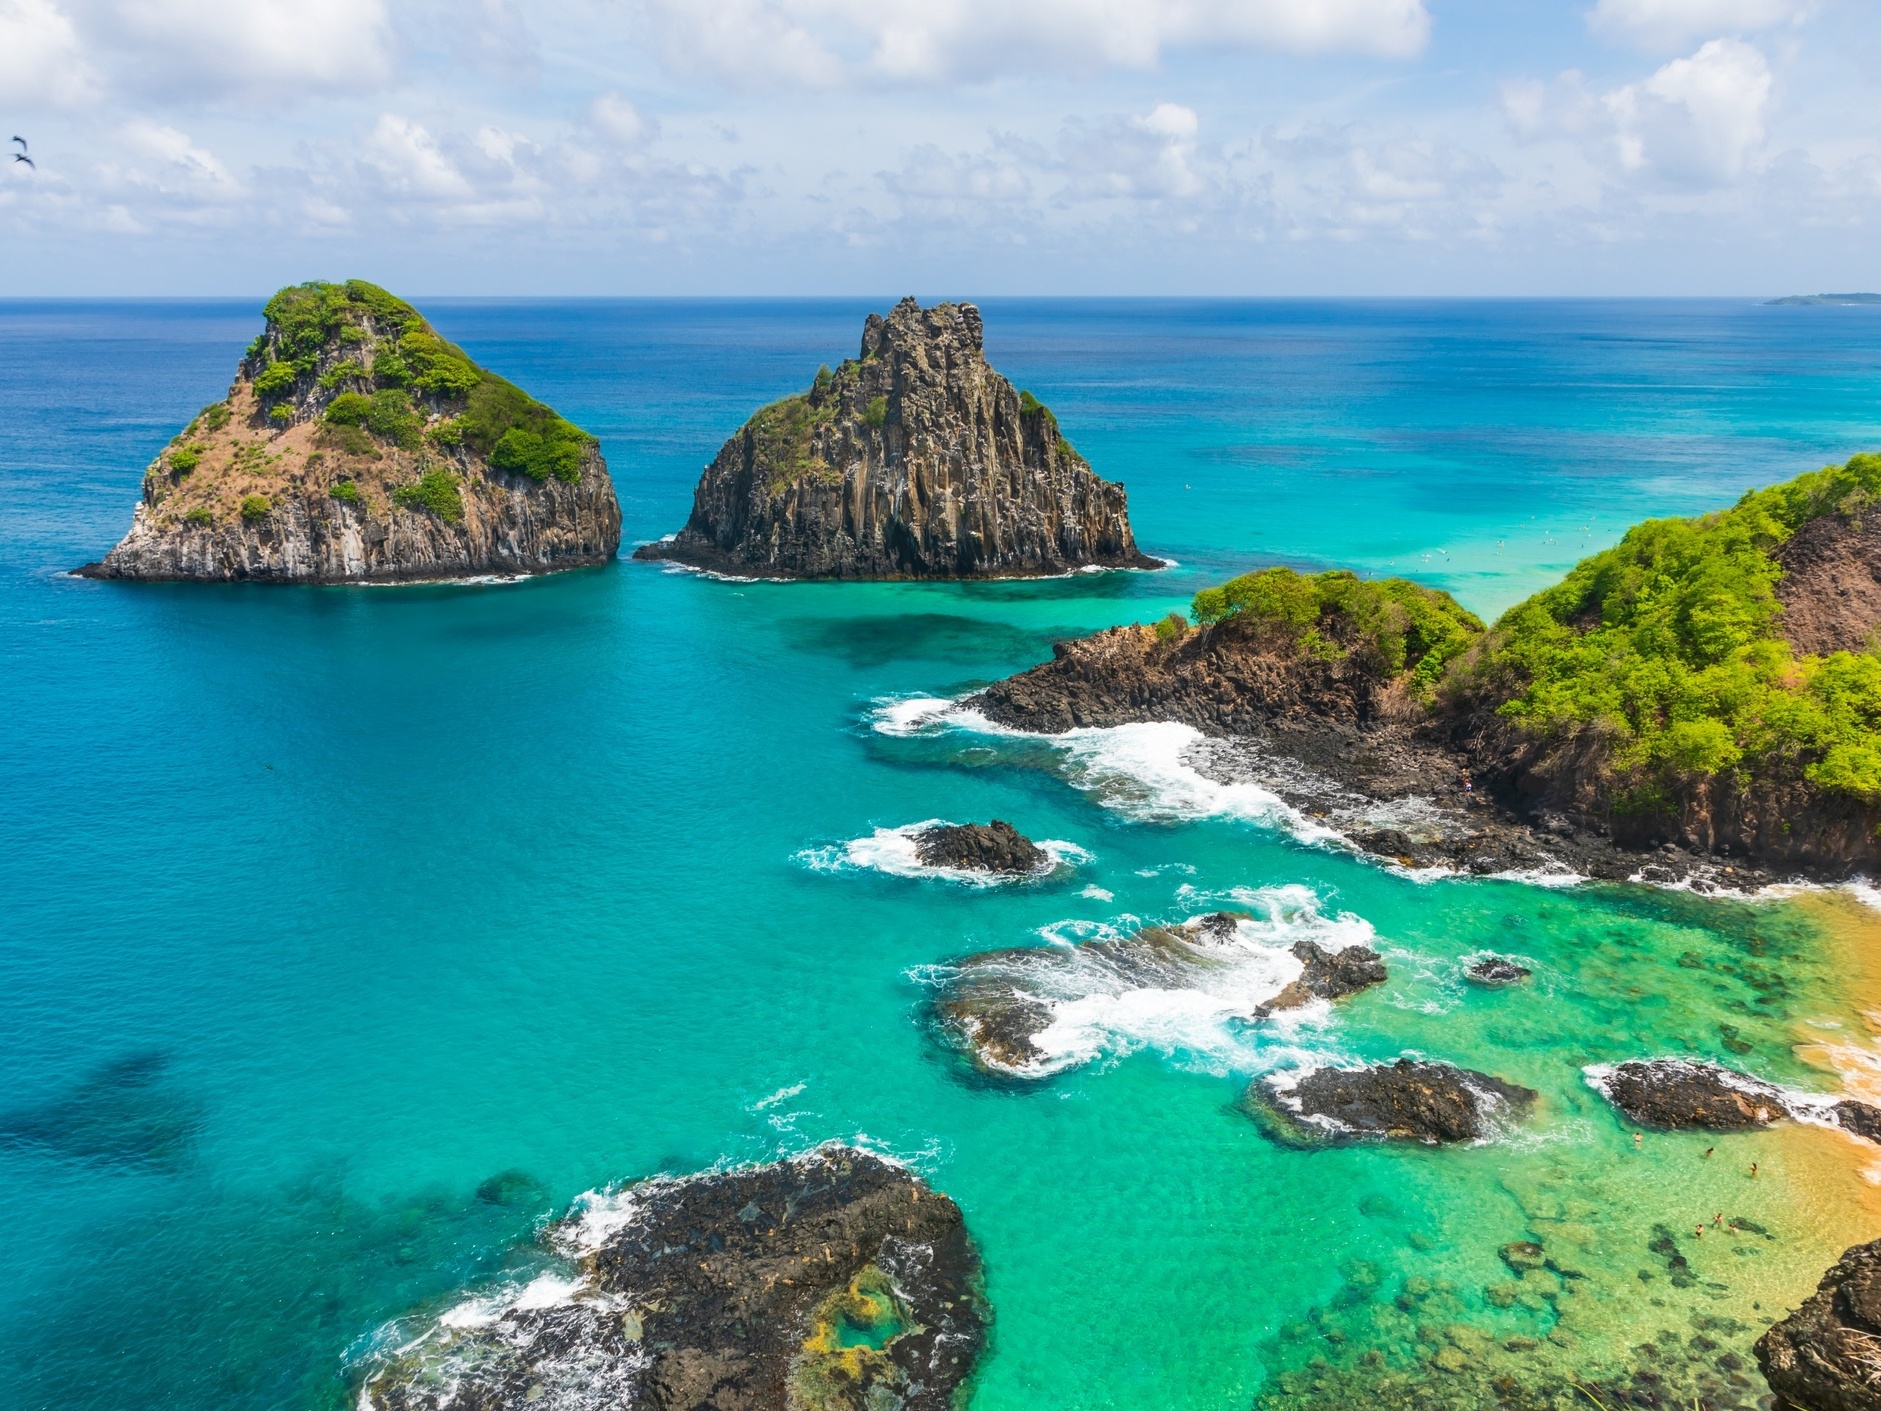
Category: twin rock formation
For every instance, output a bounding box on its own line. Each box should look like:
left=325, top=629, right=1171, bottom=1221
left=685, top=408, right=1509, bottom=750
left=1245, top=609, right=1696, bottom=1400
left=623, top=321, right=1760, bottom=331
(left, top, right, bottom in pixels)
left=636, top=297, right=1155, bottom=579
left=83, top=289, right=1148, bottom=586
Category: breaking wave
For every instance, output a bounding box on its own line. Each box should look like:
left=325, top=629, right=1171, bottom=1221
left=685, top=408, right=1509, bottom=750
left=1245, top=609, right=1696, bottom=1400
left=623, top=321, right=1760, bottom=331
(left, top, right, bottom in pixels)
left=796, top=819, right=1091, bottom=885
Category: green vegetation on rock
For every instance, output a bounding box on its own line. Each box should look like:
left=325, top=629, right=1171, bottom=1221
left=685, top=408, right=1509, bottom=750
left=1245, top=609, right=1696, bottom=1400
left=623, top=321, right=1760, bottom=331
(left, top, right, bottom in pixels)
left=184, top=506, right=213, bottom=527
left=1192, top=566, right=1485, bottom=699
left=1454, top=453, right=1881, bottom=806
left=391, top=468, right=465, bottom=525
left=329, top=479, right=360, bottom=505
left=169, top=445, right=203, bottom=474
left=245, top=281, right=593, bottom=479
left=240, top=495, right=272, bottom=522
left=750, top=393, right=839, bottom=489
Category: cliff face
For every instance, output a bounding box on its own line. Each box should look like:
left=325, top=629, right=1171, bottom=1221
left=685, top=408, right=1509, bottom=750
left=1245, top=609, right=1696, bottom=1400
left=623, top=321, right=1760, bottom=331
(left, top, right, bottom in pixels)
left=634, top=296, right=1155, bottom=579
left=79, top=280, right=620, bottom=583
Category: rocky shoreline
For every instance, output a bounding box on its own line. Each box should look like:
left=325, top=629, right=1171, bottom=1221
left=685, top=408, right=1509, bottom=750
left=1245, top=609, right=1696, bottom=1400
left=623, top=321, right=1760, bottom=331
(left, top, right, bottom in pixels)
left=362, top=1147, right=986, bottom=1411
left=974, top=619, right=1803, bottom=890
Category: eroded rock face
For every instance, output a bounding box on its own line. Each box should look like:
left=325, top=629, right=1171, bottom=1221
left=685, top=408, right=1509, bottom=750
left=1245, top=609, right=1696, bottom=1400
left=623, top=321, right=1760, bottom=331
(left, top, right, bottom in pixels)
left=633, top=298, right=1155, bottom=579
left=1249, top=1059, right=1538, bottom=1146
left=1588, top=1060, right=1790, bottom=1131
left=1835, top=1100, right=1881, bottom=1145
left=1755, top=1237, right=1881, bottom=1411
left=79, top=280, right=620, bottom=583
left=1775, top=509, right=1881, bottom=658
left=914, top=821, right=1047, bottom=874
left=361, top=1147, right=985, bottom=1411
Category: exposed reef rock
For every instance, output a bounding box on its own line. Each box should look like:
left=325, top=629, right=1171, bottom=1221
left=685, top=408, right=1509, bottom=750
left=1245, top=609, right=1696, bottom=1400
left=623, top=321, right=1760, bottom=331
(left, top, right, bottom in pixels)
left=1466, top=956, right=1533, bottom=985
left=1252, top=939, right=1388, bottom=1017
left=79, top=280, right=620, bottom=583
left=934, top=909, right=1383, bottom=1080
left=1755, top=1237, right=1881, bottom=1411
left=1588, top=1059, right=1789, bottom=1131
left=1836, top=1100, right=1881, bottom=1144
left=1248, top=1058, right=1538, bottom=1147
left=634, top=297, right=1156, bottom=579
left=914, top=820, right=1047, bottom=875
left=362, top=1146, right=985, bottom=1411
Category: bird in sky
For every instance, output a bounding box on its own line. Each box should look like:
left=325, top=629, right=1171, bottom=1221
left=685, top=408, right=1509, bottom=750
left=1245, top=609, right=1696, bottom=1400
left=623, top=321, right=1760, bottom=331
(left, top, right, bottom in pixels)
left=13, top=136, right=33, bottom=170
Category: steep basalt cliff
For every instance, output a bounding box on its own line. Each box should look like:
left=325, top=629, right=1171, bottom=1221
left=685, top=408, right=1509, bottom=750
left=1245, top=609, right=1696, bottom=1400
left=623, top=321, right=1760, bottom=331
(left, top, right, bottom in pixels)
left=78, top=280, right=620, bottom=583
left=634, top=296, right=1156, bottom=578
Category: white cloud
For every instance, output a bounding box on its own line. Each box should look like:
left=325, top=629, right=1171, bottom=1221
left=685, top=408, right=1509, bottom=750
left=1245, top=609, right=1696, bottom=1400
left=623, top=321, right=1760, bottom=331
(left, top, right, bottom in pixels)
left=1607, top=38, right=1772, bottom=184
left=1503, top=38, right=1773, bottom=189
left=362, top=114, right=474, bottom=199
left=642, top=0, right=1430, bottom=89
left=95, top=0, right=394, bottom=100
left=1587, top=0, right=1805, bottom=51
left=1061, top=102, right=1206, bottom=199
left=591, top=93, right=655, bottom=148
left=120, top=118, right=237, bottom=188
left=0, top=0, right=100, bottom=110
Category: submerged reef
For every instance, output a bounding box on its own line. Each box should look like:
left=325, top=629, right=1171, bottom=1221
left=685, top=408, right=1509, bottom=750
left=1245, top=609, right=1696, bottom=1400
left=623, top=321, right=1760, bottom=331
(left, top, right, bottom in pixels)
left=1247, top=1058, right=1537, bottom=1147
left=977, top=453, right=1881, bottom=881
left=79, top=279, right=620, bottom=582
left=913, top=820, right=1047, bottom=875
left=1755, top=1236, right=1881, bottom=1411
left=634, top=296, right=1156, bottom=579
left=361, top=1146, right=985, bottom=1411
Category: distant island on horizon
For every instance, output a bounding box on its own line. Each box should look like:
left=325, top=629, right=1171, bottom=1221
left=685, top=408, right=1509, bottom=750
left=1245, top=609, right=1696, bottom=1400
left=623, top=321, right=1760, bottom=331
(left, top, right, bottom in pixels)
left=1766, top=291, right=1881, bottom=305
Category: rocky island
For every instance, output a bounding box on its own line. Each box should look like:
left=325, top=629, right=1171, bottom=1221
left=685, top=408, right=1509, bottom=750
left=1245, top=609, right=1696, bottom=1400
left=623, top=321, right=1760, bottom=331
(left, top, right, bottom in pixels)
left=1247, top=1058, right=1538, bottom=1147
left=362, top=1146, right=986, bottom=1411
left=78, top=280, right=621, bottom=582
left=977, top=453, right=1881, bottom=882
left=634, top=297, right=1156, bottom=579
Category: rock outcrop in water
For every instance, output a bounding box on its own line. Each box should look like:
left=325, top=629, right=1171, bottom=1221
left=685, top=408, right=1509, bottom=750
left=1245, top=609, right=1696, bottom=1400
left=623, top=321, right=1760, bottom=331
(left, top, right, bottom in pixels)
left=362, top=1146, right=985, bottom=1411
left=1588, top=1060, right=1790, bottom=1131
left=1465, top=955, right=1532, bottom=985
left=935, top=910, right=1385, bottom=1079
left=1755, top=1237, right=1881, bottom=1411
left=914, top=821, right=1047, bottom=874
left=633, top=297, right=1156, bottom=579
left=78, top=280, right=620, bottom=583
left=1248, top=1058, right=1538, bottom=1146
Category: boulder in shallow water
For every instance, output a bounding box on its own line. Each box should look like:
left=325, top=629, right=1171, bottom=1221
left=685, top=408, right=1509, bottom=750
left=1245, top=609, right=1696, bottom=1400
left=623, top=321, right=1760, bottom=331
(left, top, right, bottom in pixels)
left=1755, top=1237, right=1881, bottom=1411
left=1588, top=1059, right=1788, bottom=1131
left=1835, top=1099, right=1881, bottom=1145
left=361, top=1146, right=986, bottom=1411
left=1253, top=939, right=1388, bottom=1016
left=1248, top=1058, right=1538, bottom=1146
left=914, top=820, right=1047, bottom=874
left=1465, top=955, right=1532, bottom=986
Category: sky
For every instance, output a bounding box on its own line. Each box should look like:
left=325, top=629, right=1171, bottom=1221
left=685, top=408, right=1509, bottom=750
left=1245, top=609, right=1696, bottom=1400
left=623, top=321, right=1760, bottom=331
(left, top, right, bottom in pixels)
left=0, top=0, right=1877, bottom=295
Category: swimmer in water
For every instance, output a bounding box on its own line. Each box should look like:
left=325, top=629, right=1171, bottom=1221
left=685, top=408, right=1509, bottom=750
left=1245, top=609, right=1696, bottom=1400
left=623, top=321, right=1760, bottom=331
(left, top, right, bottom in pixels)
left=1750, top=1162, right=1759, bottom=1177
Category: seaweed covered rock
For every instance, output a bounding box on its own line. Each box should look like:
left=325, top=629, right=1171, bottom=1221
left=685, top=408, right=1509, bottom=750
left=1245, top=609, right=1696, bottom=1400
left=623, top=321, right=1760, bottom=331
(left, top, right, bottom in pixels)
left=914, top=820, right=1047, bottom=874
left=1588, top=1059, right=1789, bottom=1131
left=1755, top=1237, right=1881, bottom=1411
left=1249, top=1058, right=1537, bottom=1146
left=79, top=280, right=620, bottom=582
left=361, top=1146, right=985, bottom=1411
left=634, top=297, right=1155, bottom=579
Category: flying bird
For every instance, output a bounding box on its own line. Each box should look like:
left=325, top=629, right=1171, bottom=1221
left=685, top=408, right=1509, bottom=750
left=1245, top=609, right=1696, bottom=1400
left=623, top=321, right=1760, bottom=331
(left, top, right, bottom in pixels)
left=11, top=136, right=32, bottom=170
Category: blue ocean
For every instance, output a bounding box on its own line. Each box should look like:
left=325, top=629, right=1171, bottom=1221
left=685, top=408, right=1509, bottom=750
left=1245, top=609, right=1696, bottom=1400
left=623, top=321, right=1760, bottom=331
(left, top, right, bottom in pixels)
left=5, top=297, right=1881, bottom=1410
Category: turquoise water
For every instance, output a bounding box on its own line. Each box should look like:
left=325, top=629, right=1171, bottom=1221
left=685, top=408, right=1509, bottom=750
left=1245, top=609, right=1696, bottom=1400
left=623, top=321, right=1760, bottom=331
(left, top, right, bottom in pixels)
left=4, top=298, right=1881, bottom=1410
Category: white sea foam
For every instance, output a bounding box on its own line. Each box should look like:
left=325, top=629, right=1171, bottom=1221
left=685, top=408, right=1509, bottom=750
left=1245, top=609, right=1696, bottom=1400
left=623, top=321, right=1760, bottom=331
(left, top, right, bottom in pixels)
left=869, top=695, right=1341, bottom=844
left=797, top=819, right=1091, bottom=885
left=939, top=884, right=1377, bottom=1079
